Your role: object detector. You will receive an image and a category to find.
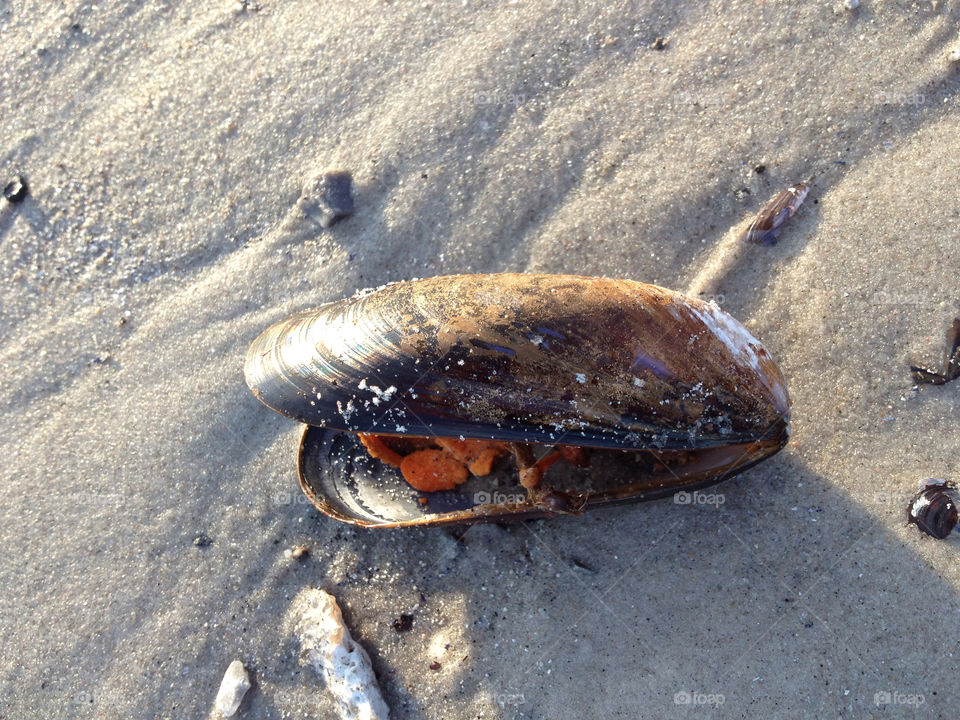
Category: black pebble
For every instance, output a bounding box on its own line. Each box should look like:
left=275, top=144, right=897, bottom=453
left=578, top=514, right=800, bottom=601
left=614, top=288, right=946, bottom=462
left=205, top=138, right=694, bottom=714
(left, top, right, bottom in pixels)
left=3, top=176, right=28, bottom=203
left=193, top=533, right=214, bottom=547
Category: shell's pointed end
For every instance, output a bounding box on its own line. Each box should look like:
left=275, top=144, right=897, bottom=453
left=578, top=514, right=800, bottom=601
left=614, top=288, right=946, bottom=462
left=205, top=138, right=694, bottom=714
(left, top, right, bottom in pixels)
left=243, top=320, right=280, bottom=392
left=244, top=320, right=283, bottom=411
left=243, top=312, right=322, bottom=424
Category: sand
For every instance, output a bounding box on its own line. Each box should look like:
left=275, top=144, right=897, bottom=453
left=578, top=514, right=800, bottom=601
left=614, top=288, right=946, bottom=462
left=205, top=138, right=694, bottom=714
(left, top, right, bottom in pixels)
left=2, top=0, right=959, bottom=717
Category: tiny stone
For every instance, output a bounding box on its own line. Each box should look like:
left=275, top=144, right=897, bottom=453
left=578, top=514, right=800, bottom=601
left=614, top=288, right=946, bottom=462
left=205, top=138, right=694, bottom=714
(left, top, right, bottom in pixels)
left=289, top=544, right=310, bottom=559
left=651, top=37, right=668, bottom=51
left=214, top=659, right=251, bottom=717
left=949, top=47, right=960, bottom=63
left=299, top=170, right=354, bottom=228
left=193, top=533, right=213, bottom=547
left=843, top=0, right=859, bottom=9
left=3, top=176, right=28, bottom=203
left=429, top=661, right=441, bottom=671
left=753, top=164, right=766, bottom=174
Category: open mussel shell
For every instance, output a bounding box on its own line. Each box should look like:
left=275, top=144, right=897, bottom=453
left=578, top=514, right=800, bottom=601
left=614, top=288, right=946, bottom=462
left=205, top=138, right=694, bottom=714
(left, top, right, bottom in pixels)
left=246, top=273, right=791, bottom=527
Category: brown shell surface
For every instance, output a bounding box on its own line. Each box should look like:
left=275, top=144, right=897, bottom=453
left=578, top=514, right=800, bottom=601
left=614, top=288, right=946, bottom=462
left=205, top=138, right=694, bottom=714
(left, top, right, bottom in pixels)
left=244, top=273, right=790, bottom=451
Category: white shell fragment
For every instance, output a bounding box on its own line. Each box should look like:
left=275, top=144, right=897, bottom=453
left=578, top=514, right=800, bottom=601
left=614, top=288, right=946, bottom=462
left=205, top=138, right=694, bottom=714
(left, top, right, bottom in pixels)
left=214, top=659, right=251, bottom=717
left=292, top=589, right=389, bottom=720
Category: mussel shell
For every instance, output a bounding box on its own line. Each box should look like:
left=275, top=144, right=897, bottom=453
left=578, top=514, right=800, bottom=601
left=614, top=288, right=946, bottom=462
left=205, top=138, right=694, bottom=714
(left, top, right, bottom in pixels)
left=245, top=274, right=790, bottom=452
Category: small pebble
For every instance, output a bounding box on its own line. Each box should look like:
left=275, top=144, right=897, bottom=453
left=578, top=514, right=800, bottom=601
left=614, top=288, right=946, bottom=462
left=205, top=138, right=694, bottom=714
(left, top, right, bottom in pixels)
left=193, top=534, right=213, bottom=547
left=214, top=659, right=251, bottom=717
left=299, top=170, right=354, bottom=228
left=843, top=0, right=860, bottom=10
left=429, top=661, right=442, bottom=671
left=3, top=175, right=28, bottom=203
left=287, top=544, right=310, bottom=560
left=651, top=37, right=668, bottom=51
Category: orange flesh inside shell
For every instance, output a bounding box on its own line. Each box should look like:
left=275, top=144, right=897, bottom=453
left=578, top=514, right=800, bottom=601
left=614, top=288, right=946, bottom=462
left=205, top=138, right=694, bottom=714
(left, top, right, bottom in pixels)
left=358, top=434, right=406, bottom=467
left=360, top=434, right=509, bottom=492
left=399, top=449, right=469, bottom=491
left=355, top=433, right=771, bottom=502
left=434, top=438, right=507, bottom=476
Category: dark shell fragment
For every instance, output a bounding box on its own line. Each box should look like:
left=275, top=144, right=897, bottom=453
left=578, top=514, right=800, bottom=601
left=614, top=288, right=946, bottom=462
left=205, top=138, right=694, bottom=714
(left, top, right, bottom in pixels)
left=741, top=183, right=808, bottom=245
left=3, top=175, right=28, bottom=203
left=906, top=480, right=958, bottom=539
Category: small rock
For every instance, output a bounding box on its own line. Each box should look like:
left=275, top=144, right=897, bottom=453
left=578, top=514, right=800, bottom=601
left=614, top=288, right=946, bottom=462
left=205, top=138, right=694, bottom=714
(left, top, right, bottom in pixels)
left=286, top=544, right=310, bottom=560
left=753, top=164, right=766, bottom=174
left=651, top=37, right=668, bottom=51
left=299, top=170, right=354, bottom=228
left=429, top=661, right=441, bottom=671
left=3, top=175, right=28, bottom=203
left=843, top=0, right=859, bottom=9
left=193, top=534, right=213, bottom=547
left=215, top=660, right=251, bottom=717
